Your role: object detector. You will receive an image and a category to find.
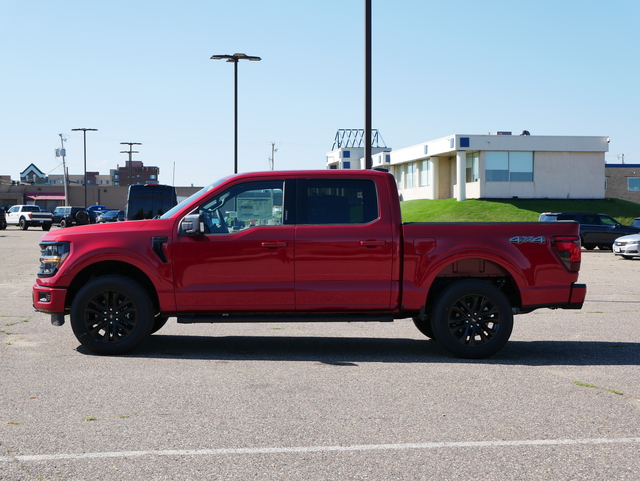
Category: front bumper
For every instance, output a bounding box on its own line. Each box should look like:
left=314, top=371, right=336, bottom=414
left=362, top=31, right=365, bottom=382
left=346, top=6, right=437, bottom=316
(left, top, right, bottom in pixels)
left=32, top=284, right=67, bottom=316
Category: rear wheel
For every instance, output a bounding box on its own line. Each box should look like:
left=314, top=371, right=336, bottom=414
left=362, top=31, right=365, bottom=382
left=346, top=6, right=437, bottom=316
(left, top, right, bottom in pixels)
left=70, top=275, right=154, bottom=355
left=19, top=218, right=28, bottom=230
left=431, top=280, right=513, bottom=359
left=42, top=223, right=51, bottom=231
left=412, top=316, right=434, bottom=339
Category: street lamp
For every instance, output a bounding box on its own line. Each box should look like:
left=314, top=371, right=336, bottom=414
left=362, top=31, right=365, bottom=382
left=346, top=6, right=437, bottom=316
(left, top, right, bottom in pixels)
left=210, top=53, right=261, bottom=174
left=120, top=142, right=142, bottom=186
left=71, top=128, right=98, bottom=207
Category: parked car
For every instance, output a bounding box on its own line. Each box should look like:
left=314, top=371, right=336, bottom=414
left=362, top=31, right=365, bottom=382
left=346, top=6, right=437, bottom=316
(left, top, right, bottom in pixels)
left=5, top=205, right=52, bottom=230
left=613, top=233, right=640, bottom=259
left=51, top=206, right=90, bottom=228
left=86, top=205, right=108, bottom=223
left=0, top=208, right=6, bottom=230
left=96, top=210, right=124, bottom=223
left=539, top=212, right=640, bottom=250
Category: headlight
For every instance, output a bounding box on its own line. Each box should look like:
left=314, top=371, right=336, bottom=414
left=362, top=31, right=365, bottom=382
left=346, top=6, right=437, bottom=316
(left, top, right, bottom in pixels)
left=38, top=242, right=70, bottom=277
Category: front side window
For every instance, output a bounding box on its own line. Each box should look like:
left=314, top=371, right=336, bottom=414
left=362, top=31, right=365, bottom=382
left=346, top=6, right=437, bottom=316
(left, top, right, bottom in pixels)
left=198, top=181, right=284, bottom=234
left=302, top=179, right=378, bottom=225
left=628, top=177, right=640, bottom=191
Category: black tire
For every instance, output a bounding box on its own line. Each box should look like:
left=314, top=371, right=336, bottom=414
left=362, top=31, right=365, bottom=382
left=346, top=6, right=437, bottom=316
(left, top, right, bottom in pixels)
left=621, top=255, right=635, bottom=260
left=60, top=219, right=68, bottom=228
left=0, top=222, right=6, bottom=230
left=75, top=210, right=89, bottom=225
left=42, top=223, right=51, bottom=231
left=70, top=275, right=154, bottom=355
left=412, top=316, right=434, bottom=339
left=151, top=314, right=169, bottom=334
left=431, top=280, right=513, bottom=359
left=19, top=218, right=28, bottom=230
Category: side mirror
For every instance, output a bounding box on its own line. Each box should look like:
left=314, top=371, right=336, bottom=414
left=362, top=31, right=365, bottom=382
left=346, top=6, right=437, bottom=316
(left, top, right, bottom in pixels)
left=181, top=214, right=203, bottom=235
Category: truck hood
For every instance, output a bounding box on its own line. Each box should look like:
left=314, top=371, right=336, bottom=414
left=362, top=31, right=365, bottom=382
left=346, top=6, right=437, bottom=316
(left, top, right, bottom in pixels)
left=40, top=218, right=173, bottom=242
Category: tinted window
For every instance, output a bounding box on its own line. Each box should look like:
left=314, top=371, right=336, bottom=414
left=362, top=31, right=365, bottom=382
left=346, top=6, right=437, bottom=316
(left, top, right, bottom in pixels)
left=300, top=179, right=378, bottom=225
left=197, top=180, right=284, bottom=234
left=127, top=185, right=177, bottom=220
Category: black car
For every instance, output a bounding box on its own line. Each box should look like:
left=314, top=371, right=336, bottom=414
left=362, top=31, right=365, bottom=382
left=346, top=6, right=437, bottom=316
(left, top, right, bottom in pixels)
left=96, top=210, right=124, bottom=223
left=539, top=212, right=640, bottom=250
left=51, top=206, right=90, bottom=228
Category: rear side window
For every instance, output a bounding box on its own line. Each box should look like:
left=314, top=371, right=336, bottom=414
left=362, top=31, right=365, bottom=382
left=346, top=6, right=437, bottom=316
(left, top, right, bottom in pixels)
left=299, top=179, right=378, bottom=225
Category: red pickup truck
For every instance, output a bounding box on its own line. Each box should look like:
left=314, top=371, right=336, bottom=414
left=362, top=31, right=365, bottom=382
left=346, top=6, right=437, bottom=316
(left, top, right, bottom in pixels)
left=33, top=170, right=585, bottom=358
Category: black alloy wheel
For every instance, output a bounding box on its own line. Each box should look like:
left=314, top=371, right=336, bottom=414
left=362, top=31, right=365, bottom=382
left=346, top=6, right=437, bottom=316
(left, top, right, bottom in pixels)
left=70, top=275, right=154, bottom=355
left=431, top=280, right=513, bottom=359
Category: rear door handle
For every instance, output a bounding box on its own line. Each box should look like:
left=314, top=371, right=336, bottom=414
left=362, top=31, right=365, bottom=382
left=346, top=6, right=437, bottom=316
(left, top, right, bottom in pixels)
left=262, top=241, right=288, bottom=248
left=360, top=240, right=386, bottom=247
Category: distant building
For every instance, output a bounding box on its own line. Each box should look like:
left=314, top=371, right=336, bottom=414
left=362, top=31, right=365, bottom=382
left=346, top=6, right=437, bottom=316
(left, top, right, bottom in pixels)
left=605, top=163, right=640, bottom=204
left=326, top=129, right=391, bottom=170
left=328, top=132, right=611, bottom=201
left=113, top=160, right=160, bottom=186
left=20, top=164, right=47, bottom=184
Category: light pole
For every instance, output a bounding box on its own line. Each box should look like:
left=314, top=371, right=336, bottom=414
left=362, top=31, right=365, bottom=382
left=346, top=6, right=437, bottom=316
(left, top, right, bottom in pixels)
left=120, top=142, right=142, bottom=186
left=210, top=53, right=261, bottom=174
left=71, top=128, right=98, bottom=207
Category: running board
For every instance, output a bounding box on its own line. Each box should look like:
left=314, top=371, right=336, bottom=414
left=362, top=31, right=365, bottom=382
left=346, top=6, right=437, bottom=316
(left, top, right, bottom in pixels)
left=177, top=314, right=395, bottom=324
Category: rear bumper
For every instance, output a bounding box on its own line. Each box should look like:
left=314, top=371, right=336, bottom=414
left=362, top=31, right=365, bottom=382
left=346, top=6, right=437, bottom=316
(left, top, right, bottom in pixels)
left=566, top=283, right=587, bottom=309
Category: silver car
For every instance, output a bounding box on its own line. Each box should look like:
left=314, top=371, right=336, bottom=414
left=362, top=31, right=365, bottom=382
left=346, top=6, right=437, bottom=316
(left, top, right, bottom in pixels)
left=613, top=233, right=640, bottom=259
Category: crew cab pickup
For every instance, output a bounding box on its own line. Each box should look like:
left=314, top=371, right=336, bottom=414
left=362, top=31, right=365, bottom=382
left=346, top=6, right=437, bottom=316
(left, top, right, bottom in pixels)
left=33, top=170, right=586, bottom=358
left=7, top=205, right=52, bottom=230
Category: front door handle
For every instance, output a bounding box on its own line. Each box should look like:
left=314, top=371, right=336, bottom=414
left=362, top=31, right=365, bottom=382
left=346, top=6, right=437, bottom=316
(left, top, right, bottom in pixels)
left=262, top=241, right=288, bottom=248
left=360, top=240, right=386, bottom=247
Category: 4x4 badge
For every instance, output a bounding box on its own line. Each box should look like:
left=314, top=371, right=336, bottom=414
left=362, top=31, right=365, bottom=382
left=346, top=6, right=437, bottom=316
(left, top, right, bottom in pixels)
left=510, top=236, right=546, bottom=244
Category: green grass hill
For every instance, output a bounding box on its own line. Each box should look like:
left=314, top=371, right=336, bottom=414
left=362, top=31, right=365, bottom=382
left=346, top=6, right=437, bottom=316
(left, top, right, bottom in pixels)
left=400, top=198, right=640, bottom=225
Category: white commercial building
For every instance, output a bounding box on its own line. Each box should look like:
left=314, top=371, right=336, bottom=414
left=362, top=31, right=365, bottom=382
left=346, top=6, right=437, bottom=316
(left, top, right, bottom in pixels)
left=327, top=132, right=610, bottom=201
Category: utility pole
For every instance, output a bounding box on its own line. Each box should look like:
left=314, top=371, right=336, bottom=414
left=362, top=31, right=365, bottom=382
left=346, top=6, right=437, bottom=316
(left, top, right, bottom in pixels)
left=71, top=128, right=97, bottom=208
left=120, top=142, right=142, bottom=186
left=57, top=134, right=69, bottom=205
left=269, top=142, right=277, bottom=170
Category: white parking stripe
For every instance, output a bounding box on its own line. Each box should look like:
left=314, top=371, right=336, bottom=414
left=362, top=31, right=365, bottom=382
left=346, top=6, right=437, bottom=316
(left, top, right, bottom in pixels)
left=2, top=437, right=639, bottom=462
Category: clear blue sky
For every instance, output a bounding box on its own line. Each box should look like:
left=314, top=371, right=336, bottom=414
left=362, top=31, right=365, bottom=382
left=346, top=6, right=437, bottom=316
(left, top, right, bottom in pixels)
left=2, top=0, right=638, bottom=186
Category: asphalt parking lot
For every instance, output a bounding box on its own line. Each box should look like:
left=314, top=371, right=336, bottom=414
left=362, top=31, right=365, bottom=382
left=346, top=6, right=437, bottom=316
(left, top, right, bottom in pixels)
left=0, top=227, right=638, bottom=480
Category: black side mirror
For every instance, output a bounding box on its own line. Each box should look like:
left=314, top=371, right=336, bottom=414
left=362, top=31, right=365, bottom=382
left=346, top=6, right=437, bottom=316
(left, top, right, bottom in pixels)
left=181, top=214, right=203, bottom=235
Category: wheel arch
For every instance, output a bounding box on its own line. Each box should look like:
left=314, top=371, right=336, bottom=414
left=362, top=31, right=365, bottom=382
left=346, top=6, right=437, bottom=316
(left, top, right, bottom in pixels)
left=66, top=261, right=160, bottom=315
left=423, top=257, right=522, bottom=317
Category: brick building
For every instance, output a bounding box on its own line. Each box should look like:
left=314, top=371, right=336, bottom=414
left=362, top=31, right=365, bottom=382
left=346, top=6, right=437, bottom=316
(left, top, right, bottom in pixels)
left=605, top=164, right=640, bottom=203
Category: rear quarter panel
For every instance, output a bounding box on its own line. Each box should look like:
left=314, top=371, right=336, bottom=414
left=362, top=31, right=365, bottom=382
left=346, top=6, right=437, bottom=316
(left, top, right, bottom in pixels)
left=401, top=222, right=582, bottom=310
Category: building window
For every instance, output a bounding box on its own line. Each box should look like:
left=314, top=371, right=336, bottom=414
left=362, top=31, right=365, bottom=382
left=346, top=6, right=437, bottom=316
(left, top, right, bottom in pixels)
left=466, top=152, right=479, bottom=182
left=629, top=177, right=640, bottom=191
left=343, top=161, right=351, bottom=169
left=420, top=159, right=432, bottom=186
left=343, top=151, right=351, bottom=158
left=486, top=151, right=533, bottom=182
left=406, top=163, right=416, bottom=188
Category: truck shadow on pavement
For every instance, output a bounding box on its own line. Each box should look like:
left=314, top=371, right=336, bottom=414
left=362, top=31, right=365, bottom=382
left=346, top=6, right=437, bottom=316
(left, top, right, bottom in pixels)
left=101, top=334, right=640, bottom=366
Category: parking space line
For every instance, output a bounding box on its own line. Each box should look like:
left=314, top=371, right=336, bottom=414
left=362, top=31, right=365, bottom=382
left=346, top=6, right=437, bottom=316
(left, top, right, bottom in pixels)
left=2, top=437, right=639, bottom=462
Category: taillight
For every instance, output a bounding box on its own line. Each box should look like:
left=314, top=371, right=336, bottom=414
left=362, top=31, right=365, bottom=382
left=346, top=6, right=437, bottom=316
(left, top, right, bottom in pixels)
left=553, top=236, right=581, bottom=272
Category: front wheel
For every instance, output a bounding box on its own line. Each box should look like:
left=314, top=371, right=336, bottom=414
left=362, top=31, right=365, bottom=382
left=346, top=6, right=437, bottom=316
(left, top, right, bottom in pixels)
left=431, top=280, right=513, bottom=359
left=70, top=275, right=154, bottom=355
